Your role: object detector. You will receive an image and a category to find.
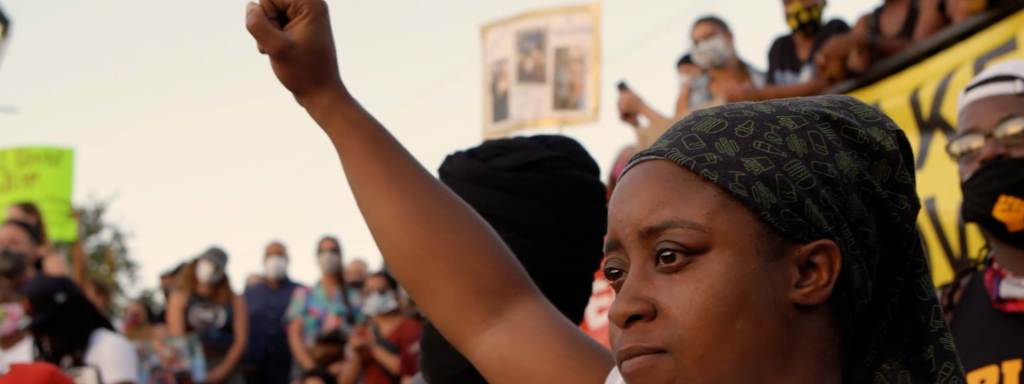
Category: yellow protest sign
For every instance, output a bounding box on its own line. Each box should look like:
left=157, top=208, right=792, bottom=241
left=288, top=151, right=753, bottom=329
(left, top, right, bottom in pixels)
left=848, top=10, right=1024, bottom=285
left=0, top=147, right=77, bottom=242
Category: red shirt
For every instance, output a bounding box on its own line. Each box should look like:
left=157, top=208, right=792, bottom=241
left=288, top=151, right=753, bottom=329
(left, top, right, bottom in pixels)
left=0, top=363, right=75, bottom=384
left=361, top=317, right=423, bottom=384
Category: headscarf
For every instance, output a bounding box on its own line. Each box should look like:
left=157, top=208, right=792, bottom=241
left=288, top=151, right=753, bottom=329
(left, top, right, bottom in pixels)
left=623, top=95, right=964, bottom=384
left=421, top=135, right=608, bottom=384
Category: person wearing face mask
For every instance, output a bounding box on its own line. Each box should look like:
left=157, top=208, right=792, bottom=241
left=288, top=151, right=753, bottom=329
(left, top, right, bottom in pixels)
left=942, top=59, right=1024, bottom=383
left=339, top=272, right=422, bottom=384
left=242, top=241, right=301, bottom=384
left=20, top=276, right=139, bottom=384
left=768, top=0, right=849, bottom=87
left=345, top=259, right=368, bottom=292
left=726, top=0, right=850, bottom=103
left=0, top=221, right=34, bottom=374
left=286, top=236, right=362, bottom=381
left=0, top=219, right=51, bottom=374
left=167, top=247, right=248, bottom=384
left=617, top=15, right=764, bottom=148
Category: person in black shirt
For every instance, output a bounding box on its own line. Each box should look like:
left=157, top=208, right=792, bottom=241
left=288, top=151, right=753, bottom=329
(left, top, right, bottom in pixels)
left=943, top=59, right=1024, bottom=383
left=768, top=0, right=849, bottom=86
left=726, top=0, right=848, bottom=101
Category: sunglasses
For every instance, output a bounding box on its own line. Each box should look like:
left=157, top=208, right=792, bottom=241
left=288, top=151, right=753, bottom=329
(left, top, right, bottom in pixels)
left=946, top=116, right=1024, bottom=161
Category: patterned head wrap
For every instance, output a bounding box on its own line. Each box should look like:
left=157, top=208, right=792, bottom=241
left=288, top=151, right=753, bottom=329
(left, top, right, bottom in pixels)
left=623, top=95, right=964, bottom=384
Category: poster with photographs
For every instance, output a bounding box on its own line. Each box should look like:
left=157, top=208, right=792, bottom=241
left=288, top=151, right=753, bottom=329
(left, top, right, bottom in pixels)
left=481, top=4, right=601, bottom=138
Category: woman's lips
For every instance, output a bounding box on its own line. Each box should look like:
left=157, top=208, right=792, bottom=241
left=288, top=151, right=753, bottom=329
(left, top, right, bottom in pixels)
left=617, top=345, right=669, bottom=375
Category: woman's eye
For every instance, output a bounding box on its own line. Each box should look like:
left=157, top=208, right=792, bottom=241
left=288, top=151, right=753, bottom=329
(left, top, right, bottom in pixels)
left=598, top=262, right=622, bottom=286
left=656, top=249, right=683, bottom=266
left=603, top=265, right=626, bottom=283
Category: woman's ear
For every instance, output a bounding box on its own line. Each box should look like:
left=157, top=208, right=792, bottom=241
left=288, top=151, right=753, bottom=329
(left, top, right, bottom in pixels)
left=788, top=239, right=842, bottom=306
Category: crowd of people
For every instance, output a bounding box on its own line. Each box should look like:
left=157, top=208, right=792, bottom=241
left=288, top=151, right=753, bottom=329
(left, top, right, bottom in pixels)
left=0, top=203, right=430, bottom=384
left=613, top=0, right=1001, bottom=181
left=1, top=0, right=1022, bottom=383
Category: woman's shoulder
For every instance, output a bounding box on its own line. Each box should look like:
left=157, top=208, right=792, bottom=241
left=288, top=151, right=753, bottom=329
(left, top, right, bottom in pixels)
left=85, top=328, right=137, bottom=364
left=85, top=329, right=139, bottom=383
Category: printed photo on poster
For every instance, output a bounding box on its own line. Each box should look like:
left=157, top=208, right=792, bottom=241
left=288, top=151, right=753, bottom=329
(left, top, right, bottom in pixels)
left=553, top=46, right=586, bottom=110
left=491, top=60, right=510, bottom=122
left=516, top=29, right=547, bottom=84
left=480, top=4, right=601, bottom=137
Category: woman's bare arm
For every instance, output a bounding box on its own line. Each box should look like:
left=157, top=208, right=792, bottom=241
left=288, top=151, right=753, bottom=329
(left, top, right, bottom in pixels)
left=167, top=290, right=188, bottom=337
left=209, top=295, right=248, bottom=382
left=244, top=1, right=613, bottom=382
left=287, top=318, right=316, bottom=370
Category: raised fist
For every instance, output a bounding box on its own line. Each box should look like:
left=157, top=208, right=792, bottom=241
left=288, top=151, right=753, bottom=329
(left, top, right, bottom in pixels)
left=246, top=0, right=344, bottom=105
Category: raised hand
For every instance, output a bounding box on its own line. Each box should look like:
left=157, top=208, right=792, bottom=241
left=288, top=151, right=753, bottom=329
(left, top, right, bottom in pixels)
left=246, top=0, right=344, bottom=106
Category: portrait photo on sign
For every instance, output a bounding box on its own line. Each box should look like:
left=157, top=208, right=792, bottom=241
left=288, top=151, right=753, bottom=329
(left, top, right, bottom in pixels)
left=516, top=28, right=547, bottom=83
left=490, top=59, right=510, bottom=123
left=553, top=46, right=586, bottom=110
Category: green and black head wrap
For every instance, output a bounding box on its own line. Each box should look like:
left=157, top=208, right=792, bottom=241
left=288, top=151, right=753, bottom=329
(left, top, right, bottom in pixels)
left=623, top=95, right=964, bottom=384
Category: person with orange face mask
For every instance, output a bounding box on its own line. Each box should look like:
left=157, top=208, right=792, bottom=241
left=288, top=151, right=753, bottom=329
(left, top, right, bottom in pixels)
left=942, top=59, right=1024, bottom=384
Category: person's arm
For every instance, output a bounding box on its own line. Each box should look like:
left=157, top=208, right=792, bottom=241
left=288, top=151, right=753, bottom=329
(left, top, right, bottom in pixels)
left=618, top=89, right=675, bottom=149
left=914, top=0, right=949, bottom=40
left=245, top=2, right=613, bottom=383
left=673, top=81, right=693, bottom=118
left=367, top=342, right=401, bottom=375
left=736, top=79, right=831, bottom=101
left=208, top=295, right=248, bottom=383
left=287, top=318, right=316, bottom=371
left=167, top=290, right=188, bottom=337
left=337, top=351, right=361, bottom=384
left=847, top=14, right=909, bottom=61
left=70, top=211, right=88, bottom=285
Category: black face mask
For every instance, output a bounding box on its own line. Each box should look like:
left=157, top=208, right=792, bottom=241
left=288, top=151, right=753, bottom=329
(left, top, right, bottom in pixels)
left=347, top=280, right=365, bottom=291
left=0, top=248, right=28, bottom=279
left=962, top=158, right=1024, bottom=249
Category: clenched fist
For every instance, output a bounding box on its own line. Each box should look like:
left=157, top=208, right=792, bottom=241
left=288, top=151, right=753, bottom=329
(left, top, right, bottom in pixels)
left=246, top=0, right=345, bottom=106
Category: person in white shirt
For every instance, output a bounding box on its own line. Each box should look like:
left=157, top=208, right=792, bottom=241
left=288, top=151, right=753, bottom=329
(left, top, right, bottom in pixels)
left=20, top=275, right=139, bottom=384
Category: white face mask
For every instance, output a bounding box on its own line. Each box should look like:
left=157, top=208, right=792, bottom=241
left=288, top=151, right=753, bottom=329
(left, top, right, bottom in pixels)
left=196, top=259, right=223, bottom=284
left=318, top=252, right=341, bottom=274
left=690, top=35, right=734, bottom=69
left=264, top=256, right=288, bottom=280
left=678, top=73, right=693, bottom=88
left=361, top=291, right=400, bottom=317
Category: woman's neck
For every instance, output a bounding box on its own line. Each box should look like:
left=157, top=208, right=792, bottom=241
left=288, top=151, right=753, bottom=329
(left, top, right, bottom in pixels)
left=710, top=60, right=746, bottom=81
left=321, top=275, right=340, bottom=294
left=793, top=32, right=815, bottom=61
left=372, top=313, right=403, bottom=329
left=197, top=283, right=214, bottom=296
left=772, top=311, right=843, bottom=384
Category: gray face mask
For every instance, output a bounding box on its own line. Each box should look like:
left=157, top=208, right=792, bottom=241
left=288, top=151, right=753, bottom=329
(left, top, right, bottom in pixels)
left=690, top=35, right=734, bottom=69
left=318, top=251, right=342, bottom=274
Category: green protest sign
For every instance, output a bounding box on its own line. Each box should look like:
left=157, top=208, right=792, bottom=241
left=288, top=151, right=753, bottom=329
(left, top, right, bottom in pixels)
left=0, top=147, right=76, bottom=242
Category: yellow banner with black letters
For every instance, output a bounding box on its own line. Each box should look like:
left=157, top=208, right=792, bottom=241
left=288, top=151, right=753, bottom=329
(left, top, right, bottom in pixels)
left=848, top=10, right=1024, bottom=286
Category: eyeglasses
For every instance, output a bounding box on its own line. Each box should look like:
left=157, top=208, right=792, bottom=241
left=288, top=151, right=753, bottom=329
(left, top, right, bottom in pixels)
left=946, top=116, right=1024, bottom=161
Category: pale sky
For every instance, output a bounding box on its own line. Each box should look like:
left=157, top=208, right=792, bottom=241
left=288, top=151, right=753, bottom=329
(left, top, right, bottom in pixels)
left=0, top=0, right=869, bottom=294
